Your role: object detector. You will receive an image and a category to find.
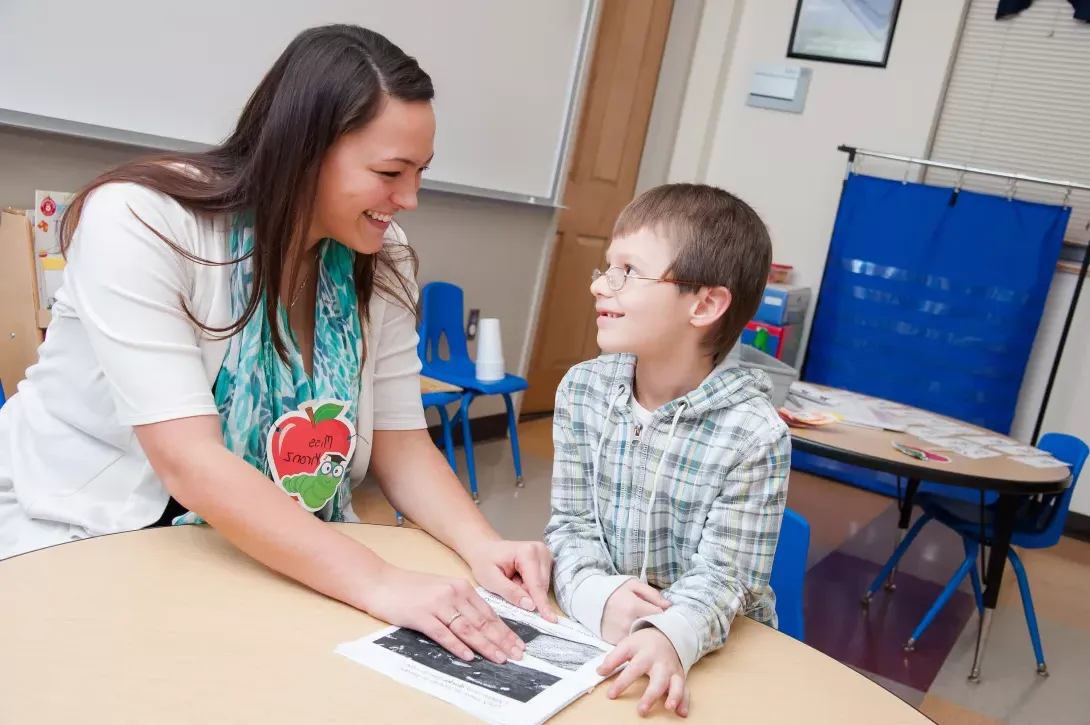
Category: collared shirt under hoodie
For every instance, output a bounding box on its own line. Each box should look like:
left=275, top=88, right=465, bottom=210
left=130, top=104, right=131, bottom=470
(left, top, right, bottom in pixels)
left=544, top=353, right=790, bottom=672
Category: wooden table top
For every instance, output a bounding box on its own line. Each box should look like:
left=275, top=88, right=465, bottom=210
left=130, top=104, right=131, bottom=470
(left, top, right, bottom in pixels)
left=790, top=385, right=1070, bottom=494
left=420, top=375, right=462, bottom=394
left=0, top=524, right=930, bottom=724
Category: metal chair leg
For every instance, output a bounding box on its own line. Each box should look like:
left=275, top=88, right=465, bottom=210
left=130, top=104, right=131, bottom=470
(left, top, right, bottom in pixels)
left=862, top=512, right=932, bottom=607
left=459, top=393, right=479, bottom=502
left=904, top=544, right=978, bottom=652
left=502, top=393, right=524, bottom=488
left=1008, top=547, right=1047, bottom=676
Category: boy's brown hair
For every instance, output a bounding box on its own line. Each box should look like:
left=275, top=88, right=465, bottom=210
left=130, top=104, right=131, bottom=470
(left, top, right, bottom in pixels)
left=612, top=183, right=772, bottom=362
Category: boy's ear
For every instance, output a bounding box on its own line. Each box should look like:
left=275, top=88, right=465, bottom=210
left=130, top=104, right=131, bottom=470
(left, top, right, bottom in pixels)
left=689, top=286, right=732, bottom=330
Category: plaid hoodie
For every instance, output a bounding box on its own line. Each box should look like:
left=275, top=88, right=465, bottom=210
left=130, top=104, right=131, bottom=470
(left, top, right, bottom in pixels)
left=543, top=353, right=790, bottom=672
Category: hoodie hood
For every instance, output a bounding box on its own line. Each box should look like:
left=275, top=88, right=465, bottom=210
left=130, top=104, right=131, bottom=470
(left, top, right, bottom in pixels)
left=597, top=353, right=775, bottom=419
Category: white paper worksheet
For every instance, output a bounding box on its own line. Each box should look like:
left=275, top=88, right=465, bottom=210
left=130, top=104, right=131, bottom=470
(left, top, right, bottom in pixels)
left=336, top=589, right=611, bottom=725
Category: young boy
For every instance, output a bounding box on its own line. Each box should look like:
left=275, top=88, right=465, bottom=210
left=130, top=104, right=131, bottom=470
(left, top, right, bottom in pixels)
left=543, top=183, right=790, bottom=718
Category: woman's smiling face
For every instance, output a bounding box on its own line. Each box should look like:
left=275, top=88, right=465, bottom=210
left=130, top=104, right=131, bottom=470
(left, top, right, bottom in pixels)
left=310, top=96, right=436, bottom=253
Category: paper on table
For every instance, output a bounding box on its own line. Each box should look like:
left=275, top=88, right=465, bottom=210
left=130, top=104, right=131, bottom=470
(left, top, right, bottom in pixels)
left=1011, top=455, right=1069, bottom=468
left=992, top=443, right=1046, bottom=457
left=336, top=588, right=610, bottom=725
left=961, top=435, right=1014, bottom=448
left=921, top=438, right=1002, bottom=459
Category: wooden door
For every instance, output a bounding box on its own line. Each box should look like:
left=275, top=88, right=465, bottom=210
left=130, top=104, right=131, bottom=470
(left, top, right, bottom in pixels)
left=522, top=0, right=673, bottom=414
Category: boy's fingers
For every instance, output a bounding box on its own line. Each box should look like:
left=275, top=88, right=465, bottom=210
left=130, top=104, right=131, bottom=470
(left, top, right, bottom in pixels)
left=597, top=641, right=634, bottom=676
left=665, top=674, right=685, bottom=713
left=679, top=687, right=691, bottom=717
left=607, top=657, right=647, bottom=700
left=638, top=666, right=671, bottom=715
left=632, top=582, right=671, bottom=609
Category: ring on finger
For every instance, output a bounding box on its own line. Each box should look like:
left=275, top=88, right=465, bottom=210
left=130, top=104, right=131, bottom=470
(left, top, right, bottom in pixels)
left=445, top=611, right=462, bottom=626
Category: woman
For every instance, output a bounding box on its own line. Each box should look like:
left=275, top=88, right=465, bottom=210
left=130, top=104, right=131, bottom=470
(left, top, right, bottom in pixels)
left=0, top=24, right=555, bottom=664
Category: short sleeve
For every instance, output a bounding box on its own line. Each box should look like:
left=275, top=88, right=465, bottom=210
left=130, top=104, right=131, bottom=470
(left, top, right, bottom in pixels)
left=63, top=182, right=219, bottom=426
left=371, top=223, right=427, bottom=431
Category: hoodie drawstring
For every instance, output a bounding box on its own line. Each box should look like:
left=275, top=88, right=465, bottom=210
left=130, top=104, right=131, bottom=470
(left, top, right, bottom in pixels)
left=639, top=402, right=686, bottom=582
left=590, top=385, right=627, bottom=574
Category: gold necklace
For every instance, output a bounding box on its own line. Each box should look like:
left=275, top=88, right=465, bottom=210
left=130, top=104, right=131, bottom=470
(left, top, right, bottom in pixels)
left=288, top=254, right=319, bottom=309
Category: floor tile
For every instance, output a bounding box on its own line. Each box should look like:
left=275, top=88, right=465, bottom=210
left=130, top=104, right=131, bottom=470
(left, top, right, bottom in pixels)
left=785, top=470, right=894, bottom=551
left=997, top=544, right=1090, bottom=634
left=918, top=694, right=1008, bottom=725
left=848, top=665, right=927, bottom=709
left=839, top=504, right=992, bottom=592
left=804, top=551, right=977, bottom=692
left=929, top=605, right=1090, bottom=725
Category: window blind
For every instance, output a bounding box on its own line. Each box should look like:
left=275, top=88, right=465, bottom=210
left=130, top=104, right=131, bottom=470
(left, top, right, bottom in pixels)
left=926, top=0, right=1090, bottom=245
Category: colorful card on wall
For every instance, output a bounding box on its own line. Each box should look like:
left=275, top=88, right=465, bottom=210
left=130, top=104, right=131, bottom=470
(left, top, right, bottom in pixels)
left=266, top=399, right=356, bottom=512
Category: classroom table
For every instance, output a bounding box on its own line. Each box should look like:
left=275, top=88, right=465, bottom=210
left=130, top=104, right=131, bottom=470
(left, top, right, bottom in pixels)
left=0, top=524, right=931, bottom=724
left=790, top=384, right=1071, bottom=683
left=421, top=374, right=462, bottom=395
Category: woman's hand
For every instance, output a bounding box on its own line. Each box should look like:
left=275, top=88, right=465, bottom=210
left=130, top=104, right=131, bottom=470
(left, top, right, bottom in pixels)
left=464, top=539, right=558, bottom=623
left=366, top=564, right=526, bottom=664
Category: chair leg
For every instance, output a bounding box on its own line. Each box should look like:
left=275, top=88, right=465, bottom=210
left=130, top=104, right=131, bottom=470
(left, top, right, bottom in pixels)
left=1007, top=547, right=1047, bottom=676
left=862, top=512, right=933, bottom=606
left=904, top=544, right=978, bottom=652
left=964, top=538, right=984, bottom=614
left=436, top=403, right=458, bottom=474
left=502, top=393, right=524, bottom=487
left=460, top=393, right=479, bottom=502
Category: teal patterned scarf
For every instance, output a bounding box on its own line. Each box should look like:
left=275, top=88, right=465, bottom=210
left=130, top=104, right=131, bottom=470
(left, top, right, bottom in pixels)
left=173, top=224, right=362, bottom=525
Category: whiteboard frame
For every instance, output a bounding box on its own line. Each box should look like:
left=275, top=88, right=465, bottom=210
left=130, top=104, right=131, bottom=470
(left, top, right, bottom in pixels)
left=0, top=0, right=599, bottom=209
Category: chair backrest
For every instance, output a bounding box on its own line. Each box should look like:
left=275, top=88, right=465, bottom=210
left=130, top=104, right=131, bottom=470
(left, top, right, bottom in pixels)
left=0, top=380, right=5, bottom=408
left=769, top=508, right=810, bottom=642
left=417, top=282, right=473, bottom=377
left=1021, top=432, right=1089, bottom=548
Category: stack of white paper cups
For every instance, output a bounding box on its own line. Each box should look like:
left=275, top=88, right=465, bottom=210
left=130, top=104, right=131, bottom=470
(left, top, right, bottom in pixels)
left=475, top=318, right=506, bottom=382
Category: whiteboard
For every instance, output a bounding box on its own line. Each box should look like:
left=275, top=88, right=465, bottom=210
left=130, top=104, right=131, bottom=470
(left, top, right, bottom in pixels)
left=0, top=0, right=594, bottom=204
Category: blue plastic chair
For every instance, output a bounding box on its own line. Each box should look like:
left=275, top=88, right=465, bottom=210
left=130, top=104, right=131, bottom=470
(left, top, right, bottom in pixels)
left=422, top=389, right=462, bottom=472
left=0, top=380, right=5, bottom=408
left=417, top=282, right=528, bottom=500
left=867, top=433, right=1088, bottom=674
left=770, top=508, right=810, bottom=642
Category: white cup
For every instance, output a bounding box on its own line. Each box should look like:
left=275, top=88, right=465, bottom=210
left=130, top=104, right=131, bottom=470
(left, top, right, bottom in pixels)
left=475, top=318, right=505, bottom=382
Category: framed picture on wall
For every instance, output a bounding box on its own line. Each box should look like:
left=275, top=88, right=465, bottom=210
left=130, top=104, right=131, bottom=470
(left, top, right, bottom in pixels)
left=787, top=0, right=903, bottom=68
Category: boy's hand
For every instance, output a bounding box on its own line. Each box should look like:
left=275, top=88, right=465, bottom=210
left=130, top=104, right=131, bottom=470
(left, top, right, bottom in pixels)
left=598, top=628, right=689, bottom=717
left=600, top=580, right=671, bottom=644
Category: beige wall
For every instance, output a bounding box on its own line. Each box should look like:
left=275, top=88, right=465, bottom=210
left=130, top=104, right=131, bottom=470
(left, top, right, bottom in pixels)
left=0, top=125, right=556, bottom=421
left=686, top=0, right=969, bottom=361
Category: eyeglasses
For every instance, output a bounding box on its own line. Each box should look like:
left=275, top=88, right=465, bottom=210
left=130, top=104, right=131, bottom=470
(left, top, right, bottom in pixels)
left=591, top=267, right=701, bottom=292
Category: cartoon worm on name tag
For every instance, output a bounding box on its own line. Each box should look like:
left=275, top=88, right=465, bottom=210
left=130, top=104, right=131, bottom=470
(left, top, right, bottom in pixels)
left=267, top=400, right=357, bottom=512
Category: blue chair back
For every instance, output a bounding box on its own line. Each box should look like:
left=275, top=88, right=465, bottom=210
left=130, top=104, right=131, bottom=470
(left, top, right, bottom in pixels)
left=1015, top=433, right=1089, bottom=549
left=770, top=508, right=810, bottom=642
left=418, top=282, right=476, bottom=380
left=0, top=380, right=5, bottom=408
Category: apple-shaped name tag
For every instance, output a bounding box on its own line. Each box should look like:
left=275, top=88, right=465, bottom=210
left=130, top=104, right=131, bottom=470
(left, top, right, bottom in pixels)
left=266, top=399, right=356, bottom=512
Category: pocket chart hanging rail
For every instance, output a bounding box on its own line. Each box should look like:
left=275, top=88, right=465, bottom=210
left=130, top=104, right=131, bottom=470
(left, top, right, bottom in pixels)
left=832, top=145, right=1090, bottom=445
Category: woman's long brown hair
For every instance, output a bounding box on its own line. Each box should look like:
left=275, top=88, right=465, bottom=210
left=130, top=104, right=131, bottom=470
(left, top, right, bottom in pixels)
left=58, top=24, right=433, bottom=364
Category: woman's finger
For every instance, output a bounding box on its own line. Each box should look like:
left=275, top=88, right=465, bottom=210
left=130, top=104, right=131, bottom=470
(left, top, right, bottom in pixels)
left=421, top=617, right=474, bottom=662
left=464, top=590, right=525, bottom=660
left=445, top=601, right=511, bottom=664
left=607, top=655, right=649, bottom=700
left=516, top=544, right=557, bottom=622
left=631, top=581, right=671, bottom=609
left=638, top=665, right=672, bottom=716
left=665, top=673, right=686, bottom=714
